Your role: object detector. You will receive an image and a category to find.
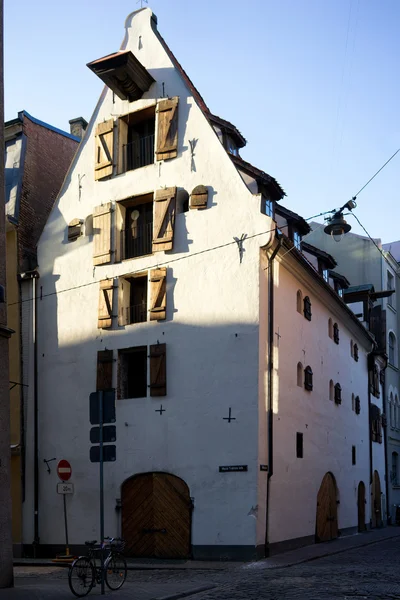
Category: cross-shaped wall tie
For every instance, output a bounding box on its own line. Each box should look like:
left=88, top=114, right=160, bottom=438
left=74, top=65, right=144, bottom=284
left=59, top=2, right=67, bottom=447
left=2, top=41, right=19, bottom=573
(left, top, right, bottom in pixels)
left=223, top=408, right=236, bottom=423
left=155, top=405, right=165, bottom=415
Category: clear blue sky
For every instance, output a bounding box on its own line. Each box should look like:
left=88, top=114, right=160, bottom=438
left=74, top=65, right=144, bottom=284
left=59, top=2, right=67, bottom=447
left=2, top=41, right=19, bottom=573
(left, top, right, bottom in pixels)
left=5, top=0, right=399, bottom=243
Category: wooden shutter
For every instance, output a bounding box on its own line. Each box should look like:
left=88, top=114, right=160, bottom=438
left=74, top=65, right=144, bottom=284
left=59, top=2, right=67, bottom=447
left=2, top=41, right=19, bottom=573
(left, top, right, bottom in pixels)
left=190, top=185, right=208, bottom=210
left=93, top=203, right=113, bottom=265
left=98, top=279, right=114, bottom=329
left=150, top=343, right=166, bottom=397
left=156, top=97, right=178, bottom=161
left=95, top=119, right=114, bottom=180
left=149, top=268, right=167, bottom=321
left=117, top=118, right=128, bottom=175
left=96, top=350, right=113, bottom=391
left=118, top=277, right=131, bottom=326
left=152, top=187, right=176, bottom=252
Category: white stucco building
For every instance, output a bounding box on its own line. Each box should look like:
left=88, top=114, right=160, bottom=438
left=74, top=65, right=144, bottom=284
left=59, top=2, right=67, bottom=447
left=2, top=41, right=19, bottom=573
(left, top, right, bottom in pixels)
left=24, top=8, right=380, bottom=559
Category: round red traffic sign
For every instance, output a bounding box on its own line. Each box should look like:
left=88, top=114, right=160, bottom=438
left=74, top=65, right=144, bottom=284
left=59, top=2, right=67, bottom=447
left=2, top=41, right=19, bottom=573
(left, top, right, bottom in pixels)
left=57, top=459, right=72, bottom=482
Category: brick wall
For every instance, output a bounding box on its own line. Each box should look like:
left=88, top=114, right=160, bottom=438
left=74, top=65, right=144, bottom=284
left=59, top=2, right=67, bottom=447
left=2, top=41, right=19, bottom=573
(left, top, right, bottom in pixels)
left=18, top=116, right=78, bottom=272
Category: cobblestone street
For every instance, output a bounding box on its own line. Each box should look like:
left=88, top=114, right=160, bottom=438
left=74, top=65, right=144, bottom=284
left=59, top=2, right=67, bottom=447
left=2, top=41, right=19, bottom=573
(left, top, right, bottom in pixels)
left=3, top=533, right=400, bottom=599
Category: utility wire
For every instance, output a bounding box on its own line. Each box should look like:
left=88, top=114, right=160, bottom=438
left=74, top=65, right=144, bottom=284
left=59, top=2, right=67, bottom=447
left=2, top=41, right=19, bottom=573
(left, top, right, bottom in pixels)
left=8, top=223, right=290, bottom=308
left=352, top=148, right=400, bottom=199
left=350, top=212, right=400, bottom=281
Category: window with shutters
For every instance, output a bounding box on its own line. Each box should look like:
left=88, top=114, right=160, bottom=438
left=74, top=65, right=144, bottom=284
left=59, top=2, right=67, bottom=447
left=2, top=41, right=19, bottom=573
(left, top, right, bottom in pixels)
left=369, top=364, right=380, bottom=398
left=303, top=296, right=312, bottom=321
left=116, top=193, right=154, bottom=261
left=333, top=322, right=339, bottom=344
left=334, top=383, right=342, bottom=405
left=118, top=274, right=147, bottom=326
left=118, top=346, right=147, bottom=399
left=117, top=106, right=155, bottom=174
left=304, top=366, right=313, bottom=391
left=156, top=97, right=179, bottom=161
left=97, top=279, right=115, bottom=329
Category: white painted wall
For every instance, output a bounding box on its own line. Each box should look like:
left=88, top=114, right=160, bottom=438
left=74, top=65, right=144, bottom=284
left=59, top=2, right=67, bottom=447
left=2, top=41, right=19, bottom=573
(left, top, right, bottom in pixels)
left=34, top=8, right=276, bottom=554
left=265, top=251, right=372, bottom=544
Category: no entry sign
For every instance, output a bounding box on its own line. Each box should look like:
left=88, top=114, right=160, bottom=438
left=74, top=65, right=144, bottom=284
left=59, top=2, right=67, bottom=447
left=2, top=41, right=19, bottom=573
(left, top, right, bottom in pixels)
left=57, top=459, right=72, bottom=482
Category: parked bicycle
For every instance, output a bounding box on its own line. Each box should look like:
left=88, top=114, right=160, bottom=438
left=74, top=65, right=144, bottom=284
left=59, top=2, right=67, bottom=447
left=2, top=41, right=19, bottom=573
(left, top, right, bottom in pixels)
left=68, top=537, right=127, bottom=597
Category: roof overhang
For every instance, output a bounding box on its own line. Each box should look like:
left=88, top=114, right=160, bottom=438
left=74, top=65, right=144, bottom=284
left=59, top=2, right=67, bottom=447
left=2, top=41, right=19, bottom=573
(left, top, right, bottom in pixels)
left=87, top=51, right=155, bottom=102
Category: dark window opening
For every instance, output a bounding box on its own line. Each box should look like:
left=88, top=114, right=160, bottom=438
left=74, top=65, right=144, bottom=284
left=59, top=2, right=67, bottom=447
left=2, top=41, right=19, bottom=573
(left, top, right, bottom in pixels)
left=333, top=322, right=339, bottom=344
left=296, top=432, right=303, bottom=458
left=118, top=346, right=147, bottom=399
left=303, top=296, right=312, bottom=321
left=304, top=366, right=313, bottom=391
left=127, top=275, right=147, bottom=324
left=352, top=446, right=356, bottom=465
left=355, top=395, right=361, bottom=415
left=371, top=404, right=382, bottom=443
left=334, top=383, right=342, bottom=405
left=123, top=108, right=155, bottom=172
left=354, top=343, right=359, bottom=362
left=124, top=197, right=153, bottom=259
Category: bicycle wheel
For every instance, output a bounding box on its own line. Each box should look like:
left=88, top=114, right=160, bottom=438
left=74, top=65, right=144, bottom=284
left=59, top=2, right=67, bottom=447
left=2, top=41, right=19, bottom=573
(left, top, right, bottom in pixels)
left=68, top=557, right=95, bottom=597
left=105, top=552, right=127, bottom=590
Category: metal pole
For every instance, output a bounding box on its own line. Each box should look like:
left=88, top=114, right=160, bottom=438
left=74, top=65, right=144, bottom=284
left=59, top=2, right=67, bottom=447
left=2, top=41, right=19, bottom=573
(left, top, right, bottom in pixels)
left=63, top=494, right=69, bottom=556
left=99, top=391, right=104, bottom=595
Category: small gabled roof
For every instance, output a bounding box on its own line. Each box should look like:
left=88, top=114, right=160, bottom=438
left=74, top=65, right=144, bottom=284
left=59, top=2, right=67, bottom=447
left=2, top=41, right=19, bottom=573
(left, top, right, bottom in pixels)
left=208, top=113, right=247, bottom=148
left=302, top=241, right=337, bottom=268
left=275, top=203, right=310, bottom=235
left=231, top=155, right=285, bottom=201
left=329, top=270, right=350, bottom=288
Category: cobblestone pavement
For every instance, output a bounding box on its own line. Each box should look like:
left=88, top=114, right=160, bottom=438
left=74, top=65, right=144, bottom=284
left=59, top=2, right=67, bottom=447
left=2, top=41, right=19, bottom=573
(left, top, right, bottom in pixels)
left=4, top=536, right=400, bottom=599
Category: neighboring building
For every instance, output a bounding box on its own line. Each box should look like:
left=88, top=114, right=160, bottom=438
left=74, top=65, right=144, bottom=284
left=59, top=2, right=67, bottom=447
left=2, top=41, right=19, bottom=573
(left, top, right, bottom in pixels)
left=30, top=8, right=378, bottom=560
left=5, top=111, right=80, bottom=556
left=306, top=226, right=397, bottom=522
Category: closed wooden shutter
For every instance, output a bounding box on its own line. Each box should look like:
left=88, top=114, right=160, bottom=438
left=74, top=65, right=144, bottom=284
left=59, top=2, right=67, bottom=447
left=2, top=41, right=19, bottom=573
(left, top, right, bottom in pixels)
left=95, top=119, right=114, bottom=180
left=156, top=97, right=178, bottom=161
left=118, top=277, right=131, bottom=326
left=93, top=203, right=113, bottom=265
left=190, top=185, right=208, bottom=210
left=115, top=202, right=126, bottom=262
left=150, top=343, right=166, bottom=397
left=152, top=187, right=176, bottom=252
left=149, top=268, right=167, bottom=321
left=98, top=279, right=114, bottom=329
left=97, top=350, right=113, bottom=391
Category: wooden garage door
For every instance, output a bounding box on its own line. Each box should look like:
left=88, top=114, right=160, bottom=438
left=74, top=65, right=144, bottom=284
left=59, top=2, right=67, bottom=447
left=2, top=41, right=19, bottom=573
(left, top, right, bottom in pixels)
left=121, top=472, right=191, bottom=558
left=316, top=472, right=338, bottom=542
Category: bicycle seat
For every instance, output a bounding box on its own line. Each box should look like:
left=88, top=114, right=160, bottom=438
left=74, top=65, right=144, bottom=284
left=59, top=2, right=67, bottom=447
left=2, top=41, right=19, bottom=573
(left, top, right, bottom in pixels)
left=85, top=540, right=97, bottom=546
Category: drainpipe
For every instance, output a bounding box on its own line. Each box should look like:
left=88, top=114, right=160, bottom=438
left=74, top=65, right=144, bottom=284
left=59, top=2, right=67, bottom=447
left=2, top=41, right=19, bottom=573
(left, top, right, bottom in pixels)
left=265, top=235, right=282, bottom=555
left=32, top=274, right=39, bottom=555
left=381, top=361, right=390, bottom=524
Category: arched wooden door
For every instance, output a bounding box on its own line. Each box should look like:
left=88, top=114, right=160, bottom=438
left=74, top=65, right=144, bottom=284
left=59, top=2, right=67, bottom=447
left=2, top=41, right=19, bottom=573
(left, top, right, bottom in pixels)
left=371, top=470, right=382, bottom=528
left=316, top=472, right=338, bottom=542
left=357, top=481, right=366, bottom=532
left=121, top=472, right=191, bottom=558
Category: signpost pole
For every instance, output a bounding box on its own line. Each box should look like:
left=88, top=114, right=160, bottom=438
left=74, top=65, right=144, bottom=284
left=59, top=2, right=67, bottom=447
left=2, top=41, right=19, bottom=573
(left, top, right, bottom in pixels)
left=63, top=494, right=70, bottom=557
left=99, top=391, right=105, bottom=596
